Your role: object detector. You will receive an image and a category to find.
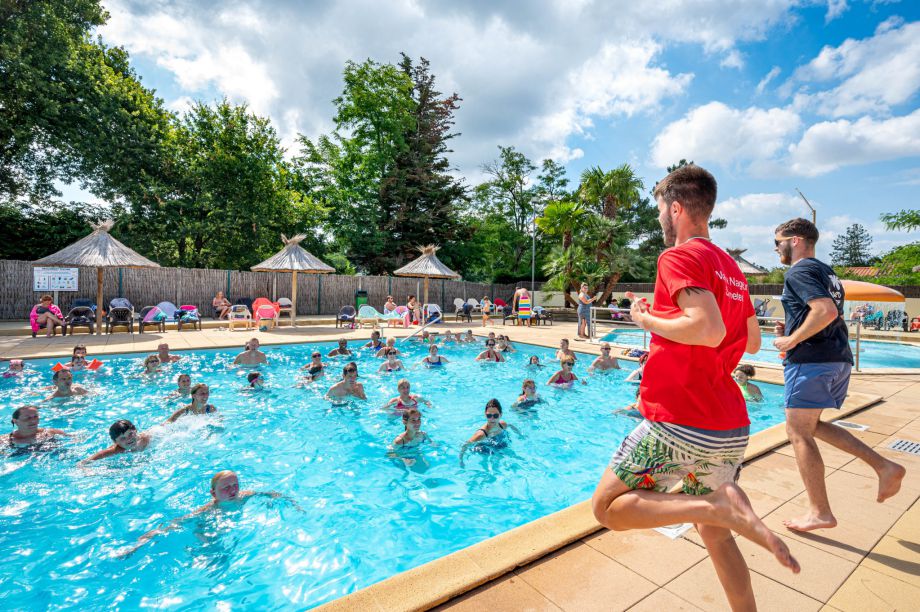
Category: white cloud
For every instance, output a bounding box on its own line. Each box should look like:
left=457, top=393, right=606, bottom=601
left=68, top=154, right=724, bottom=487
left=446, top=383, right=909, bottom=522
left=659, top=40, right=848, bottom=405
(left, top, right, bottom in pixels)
left=720, top=49, right=745, bottom=70
left=709, top=193, right=807, bottom=268
left=788, top=108, right=920, bottom=176
left=650, top=102, right=801, bottom=171
left=788, top=20, right=920, bottom=117
left=825, top=0, right=848, bottom=23
left=755, top=66, right=781, bottom=94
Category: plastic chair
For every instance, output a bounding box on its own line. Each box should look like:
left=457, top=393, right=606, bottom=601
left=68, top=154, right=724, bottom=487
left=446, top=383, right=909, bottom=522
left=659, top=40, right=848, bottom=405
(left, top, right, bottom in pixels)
left=533, top=306, right=554, bottom=326
left=228, top=304, right=253, bottom=331
left=453, top=298, right=466, bottom=313
left=138, top=306, right=165, bottom=334
left=64, top=306, right=95, bottom=335
left=176, top=305, right=202, bottom=331
left=254, top=304, right=279, bottom=330
left=455, top=303, right=472, bottom=322
left=466, top=298, right=481, bottom=313
left=278, top=297, right=294, bottom=325
left=357, top=305, right=383, bottom=329
left=336, top=305, right=356, bottom=328
left=423, top=303, right=443, bottom=324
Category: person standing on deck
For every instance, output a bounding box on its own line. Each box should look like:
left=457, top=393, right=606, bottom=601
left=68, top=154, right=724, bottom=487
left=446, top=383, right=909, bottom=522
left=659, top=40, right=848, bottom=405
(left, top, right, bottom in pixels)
left=772, top=218, right=904, bottom=532
left=592, top=165, right=799, bottom=612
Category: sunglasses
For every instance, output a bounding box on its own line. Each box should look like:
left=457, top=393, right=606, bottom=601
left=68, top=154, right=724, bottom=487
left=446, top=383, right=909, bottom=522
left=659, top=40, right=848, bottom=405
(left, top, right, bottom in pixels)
left=774, top=236, right=796, bottom=246
left=486, top=413, right=500, bottom=418
left=601, top=347, right=610, bottom=351
left=486, top=343, right=496, bottom=347
left=344, top=368, right=357, bottom=373
left=387, top=351, right=397, bottom=355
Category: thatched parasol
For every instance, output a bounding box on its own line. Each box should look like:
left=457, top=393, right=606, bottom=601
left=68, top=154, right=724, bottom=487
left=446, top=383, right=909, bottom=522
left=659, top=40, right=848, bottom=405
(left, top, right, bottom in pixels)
left=393, top=245, right=459, bottom=305
left=32, top=220, right=160, bottom=334
left=251, top=234, right=335, bottom=326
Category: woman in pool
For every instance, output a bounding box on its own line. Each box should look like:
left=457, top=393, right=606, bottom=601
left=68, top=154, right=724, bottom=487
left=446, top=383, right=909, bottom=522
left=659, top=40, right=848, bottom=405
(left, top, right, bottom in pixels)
left=83, top=419, right=152, bottom=462
left=233, top=339, right=267, bottom=365
left=301, top=351, right=326, bottom=381
left=166, top=374, right=192, bottom=400
left=526, top=355, right=544, bottom=369
left=45, top=369, right=89, bottom=400
left=555, top=338, right=577, bottom=362
left=326, top=362, right=367, bottom=400
left=513, top=379, right=541, bottom=407
left=421, top=344, right=449, bottom=367
left=363, top=331, right=384, bottom=351
left=392, top=409, right=429, bottom=448
left=247, top=372, right=265, bottom=390
left=4, top=359, right=24, bottom=377
left=463, top=330, right=476, bottom=343
left=459, top=399, right=521, bottom=465
left=733, top=364, right=764, bottom=402
left=496, top=335, right=516, bottom=353
left=9, top=405, right=70, bottom=447
left=589, top=343, right=620, bottom=372
left=166, top=383, right=218, bottom=423
left=383, top=379, right=431, bottom=412
left=327, top=338, right=352, bottom=358
left=142, top=355, right=161, bottom=375
left=547, top=359, right=584, bottom=387
left=375, top=337, right=400, bottom=358
left=475, top=339, right=505, bottom=362
left=377, top=349, right=405, bottom=373
left=442, top=330, right=456, bottom=343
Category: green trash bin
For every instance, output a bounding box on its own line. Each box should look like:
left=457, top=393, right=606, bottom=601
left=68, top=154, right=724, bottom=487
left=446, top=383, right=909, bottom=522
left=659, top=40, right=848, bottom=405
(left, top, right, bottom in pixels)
left=355, top=290, right=368, bottom=311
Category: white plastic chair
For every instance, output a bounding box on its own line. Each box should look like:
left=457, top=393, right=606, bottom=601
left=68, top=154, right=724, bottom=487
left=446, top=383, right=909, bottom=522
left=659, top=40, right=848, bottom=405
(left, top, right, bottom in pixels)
left=228, top=305, right=252, bottom=331
left=277, top=297, right=294, bottom=325
left=254, top=304, right=279, bottom=330
left=466, top=297, right=481, bottom=312
left=424, top=303, right=443, bottom=323
left=453, top=298, right=466, bottom=313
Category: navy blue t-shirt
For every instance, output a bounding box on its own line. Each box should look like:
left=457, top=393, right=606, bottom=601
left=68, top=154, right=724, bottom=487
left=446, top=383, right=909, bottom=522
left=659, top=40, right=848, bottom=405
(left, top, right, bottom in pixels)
left=781, top=258, right=853, bottom=364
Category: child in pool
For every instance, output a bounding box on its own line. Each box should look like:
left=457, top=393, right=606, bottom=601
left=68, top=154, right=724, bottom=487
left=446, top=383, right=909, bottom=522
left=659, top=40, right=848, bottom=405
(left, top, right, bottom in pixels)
left=527, top=355, right=544, bottom=368
left=166, top=374, right=192, bottom=400
left=69, top=345, right=89, bottom=370
left=514, top=379, right=541, bottom=407
left=733, top=364, right=763, bottom=402
left=392, top=408, right=429, bottom=448
left=377, top=350, right=405, bottom=373
left=247, top=372, right=265, bottom=390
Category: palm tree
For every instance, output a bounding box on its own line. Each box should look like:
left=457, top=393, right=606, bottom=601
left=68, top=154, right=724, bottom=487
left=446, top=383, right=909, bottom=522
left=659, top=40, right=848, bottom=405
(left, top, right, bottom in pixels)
left=579, top=164, right=644, bottom=220
left=536, top=200, right=590, bottom=306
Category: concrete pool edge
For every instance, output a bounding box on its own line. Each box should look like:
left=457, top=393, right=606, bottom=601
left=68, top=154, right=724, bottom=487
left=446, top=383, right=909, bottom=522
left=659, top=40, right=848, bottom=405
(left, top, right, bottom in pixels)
left=316, top=390, right=882, bottom=612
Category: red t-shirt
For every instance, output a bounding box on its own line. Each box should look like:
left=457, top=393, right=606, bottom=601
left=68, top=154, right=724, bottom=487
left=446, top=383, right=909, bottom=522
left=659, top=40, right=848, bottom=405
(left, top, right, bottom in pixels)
left=638, top=239, right=754, bottom=430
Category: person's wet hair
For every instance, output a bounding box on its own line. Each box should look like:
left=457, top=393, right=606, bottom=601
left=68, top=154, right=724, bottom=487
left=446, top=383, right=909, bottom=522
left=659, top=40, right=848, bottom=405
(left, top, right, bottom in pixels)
left=247, top=372, right=261, bottom=385
left=109, top=419, right=135, bottom=441
left=210, top=469, right=236, bottom=493
left=52, top=369, right=70, bottom=383
left=402, top=408, right=421, bottom=425
left=342, top=362, right=358, bottom=376
left=11, top=405, right=38, bottom=423
left=485, top=398, right=502, bottom=414
left=735, top=364, right=756, bottom=377
left=190, top=383, right=208, bottom=396
left=521, top=379, right=535, bottom=393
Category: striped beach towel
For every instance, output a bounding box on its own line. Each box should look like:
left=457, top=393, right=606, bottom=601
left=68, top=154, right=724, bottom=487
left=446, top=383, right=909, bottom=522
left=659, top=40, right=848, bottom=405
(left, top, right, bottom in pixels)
left=518, top=295, right=532, bottom=320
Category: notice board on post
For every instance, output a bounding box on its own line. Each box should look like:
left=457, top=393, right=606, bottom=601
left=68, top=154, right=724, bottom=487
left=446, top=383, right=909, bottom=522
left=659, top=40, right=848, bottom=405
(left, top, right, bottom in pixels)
left=33, top=267, right=79, bottom=292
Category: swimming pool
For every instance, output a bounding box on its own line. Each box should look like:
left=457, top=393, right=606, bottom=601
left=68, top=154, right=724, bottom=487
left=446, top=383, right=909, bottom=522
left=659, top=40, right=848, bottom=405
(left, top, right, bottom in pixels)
left=1, top=339, right=788, bottom=609
left=600, top=328, right=920, bottom=369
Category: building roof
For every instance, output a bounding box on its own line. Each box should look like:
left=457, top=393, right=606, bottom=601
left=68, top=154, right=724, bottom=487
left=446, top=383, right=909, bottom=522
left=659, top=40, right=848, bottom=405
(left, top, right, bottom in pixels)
left=726, top=248, right=768, bottom=275
left=32, top=220, right=160, bottom=269
left=841, top=266, right=880, bottom=278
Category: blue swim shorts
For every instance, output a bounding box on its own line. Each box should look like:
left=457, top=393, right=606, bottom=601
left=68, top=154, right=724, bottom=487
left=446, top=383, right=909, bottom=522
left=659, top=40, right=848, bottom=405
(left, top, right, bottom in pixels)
left=783, top=362, right=851, bottom=409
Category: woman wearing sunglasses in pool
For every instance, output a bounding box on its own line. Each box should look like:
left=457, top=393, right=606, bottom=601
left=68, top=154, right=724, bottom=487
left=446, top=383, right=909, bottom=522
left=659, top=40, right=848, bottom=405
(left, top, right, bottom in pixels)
left=377, top=349, right=405, bottom=373
left=326, top=362, right=367, bottom=400
left=374, top=337, right=400, bottom=358
left=475, top=339, right=505, bottom=362
left=459, top=399, right=521, bottom=466
left=547, top=359, right=586, bottom=387
left=588, top=343, right=621, bottom=372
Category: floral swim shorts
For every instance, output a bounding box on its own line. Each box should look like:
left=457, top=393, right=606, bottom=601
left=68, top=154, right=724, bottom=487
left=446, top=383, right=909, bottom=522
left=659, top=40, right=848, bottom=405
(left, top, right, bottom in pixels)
left=609, top=419, right=750, bottom=496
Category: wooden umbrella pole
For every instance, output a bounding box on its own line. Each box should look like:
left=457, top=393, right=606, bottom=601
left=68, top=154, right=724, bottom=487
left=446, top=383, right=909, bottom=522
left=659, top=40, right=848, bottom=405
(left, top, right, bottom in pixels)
left=291, top=271, right=298, bottom=327
left=96, top=267, right=104, bottom=335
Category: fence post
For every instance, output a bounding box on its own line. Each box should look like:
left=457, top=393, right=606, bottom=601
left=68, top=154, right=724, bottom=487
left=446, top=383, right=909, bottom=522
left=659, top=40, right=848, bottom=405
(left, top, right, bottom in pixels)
left=317, top=275, right=323, bottom=315
left=176, top=268, right=182, bottom=306
left=226, top=270, right=231, bottom=299
left=490, top=284, right=495, bottom=301
left=118, top=268, right=123, bottom=297
left=388, top=275, right=392, bottom=296
left=441, top=279, right=445, bottom=307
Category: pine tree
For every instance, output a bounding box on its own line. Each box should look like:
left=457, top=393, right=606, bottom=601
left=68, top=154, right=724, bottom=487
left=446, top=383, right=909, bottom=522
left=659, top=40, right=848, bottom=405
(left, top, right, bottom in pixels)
left=830, top=223, right=874, bottom=266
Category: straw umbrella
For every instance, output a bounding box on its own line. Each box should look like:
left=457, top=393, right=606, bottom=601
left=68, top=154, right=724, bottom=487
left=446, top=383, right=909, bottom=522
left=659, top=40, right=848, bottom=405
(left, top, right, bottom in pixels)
left=251, top=234, right=335, bottom=327
left=32, top=220, right=160, bottom=335
left=393, top=245, right=460, bottom=306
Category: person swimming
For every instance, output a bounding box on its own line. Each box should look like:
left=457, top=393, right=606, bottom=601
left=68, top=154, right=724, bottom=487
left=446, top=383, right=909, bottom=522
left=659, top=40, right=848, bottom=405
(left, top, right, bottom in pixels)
left=514, top=379, right=541, bottom=407
left=9, top=405, right=70, bottom=447
left=301, top=351, right=326, bottom=381
left=383, top=379, right=431, bottom=413
left=442, top=330, right=455, bottom=343
left=390, top=409, right=431, bottom=467
left=377, top=350, right=405, bottom=373
left=247, top=372, right=265, bottom=390
left=166, top=374, right=192, bottom=400
left=326, top=362, right=367, bottom=400
left=475, top=339, right=505, bottom=362
left=526, top=355, right=544, bottom=368
left=375, top=337, right=400, bottom=358
left=548, top=359, right=584, bottom=387
left=421, top=344, right=449, bottom=367
left=463, top=330, right=476, bottom=343
left=733, top=364, right=764, bottom=402
left=363, top=331, right=384, bottom=351
left=555, top=338, right=577, bottom=362
left=589, top=343, right=620, bottom=372
left=157, top=343, right=182, bottom=363
left=166, top=383, right=218, bottom=423
left=45, top=369, right=89, bottom=400
left=69, top=345, right=89, bottom=370
left=327, top=338, right=353, bottom=358
left=4, top=359, right=24, bottom=378
left=82, top=419, right=152, bottom=462
left=459, top=399, right=521, bottom=465
left=233, top=338, right=267, bottom=365
left=142, top=355, right=161, bottom=375
left=497, top=335, right=516, bottom=353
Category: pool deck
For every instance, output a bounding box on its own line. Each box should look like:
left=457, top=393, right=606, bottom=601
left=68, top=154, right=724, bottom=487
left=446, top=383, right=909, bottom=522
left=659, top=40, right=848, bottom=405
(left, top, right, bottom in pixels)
left=3, top=321, right=918, bottom=612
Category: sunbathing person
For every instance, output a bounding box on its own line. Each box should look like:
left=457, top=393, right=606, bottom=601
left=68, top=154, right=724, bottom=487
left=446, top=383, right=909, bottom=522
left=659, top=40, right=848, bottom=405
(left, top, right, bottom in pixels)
left=375, top=337, right=400, bottom=358
left=166, top=374, right=192, bottom=400
left=363, top=331, right=384, bottom=351
left=383, top=379, right=431, bottom=413
left=475, top=339, right=505, bottom=362
left=32, top=294, right=64, bottom=337
left=407, top=295, right=422, bottom=325
left=421, top=344, right=449, bottom=367
left=377, top=350, right=405, bottom=373
left=733, top=365, right=764, bottom=402
left=142, top=355, right=160, bottom=375
left=46, top=369, right=89, bottom=400
left=212, top=291, right=232, bottom=320
left=233, top=338, right=267, bottom=365
left=326, top=362, right=367, bottom=400
left=166, top=383, right=218, bottom=423
left=589, top=343, right=621, bottom=372
left=555, top=338, right=577, bottom=362
left=327, top=338, right=353, bottom=358
left=548, top=359, right=584, bottom=387
left=9, top=405, right=70, bottom=447
left=122, top=470, right=288, bottom=555
left=157, top=343, right=182, bottom=363
left=83, top=419, right=151, bottom=462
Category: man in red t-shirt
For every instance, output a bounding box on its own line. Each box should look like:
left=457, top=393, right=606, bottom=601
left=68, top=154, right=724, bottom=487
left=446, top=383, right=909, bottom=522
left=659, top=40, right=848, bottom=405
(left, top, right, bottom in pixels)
left=592, top=165, right=799, bottom=610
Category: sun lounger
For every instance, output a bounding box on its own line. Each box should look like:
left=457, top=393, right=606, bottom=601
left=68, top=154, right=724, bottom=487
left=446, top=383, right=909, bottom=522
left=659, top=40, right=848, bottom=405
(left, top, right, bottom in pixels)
left=228, top=304, right=253, bottom=331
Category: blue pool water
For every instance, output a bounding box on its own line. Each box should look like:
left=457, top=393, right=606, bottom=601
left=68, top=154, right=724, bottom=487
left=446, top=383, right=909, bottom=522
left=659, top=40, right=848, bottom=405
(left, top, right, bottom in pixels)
left=600, top=328, right=920, bottom=369
left=1, top=339, right=787, bottom=609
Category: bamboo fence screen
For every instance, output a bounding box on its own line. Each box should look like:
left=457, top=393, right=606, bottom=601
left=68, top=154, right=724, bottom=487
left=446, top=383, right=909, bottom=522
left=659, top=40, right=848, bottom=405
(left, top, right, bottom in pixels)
left=1, top=259, right=542, bottom=320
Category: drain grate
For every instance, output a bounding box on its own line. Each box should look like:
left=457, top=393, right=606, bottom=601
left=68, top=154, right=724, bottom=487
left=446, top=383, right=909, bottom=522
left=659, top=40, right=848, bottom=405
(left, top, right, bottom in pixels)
left=889, top=439, right=920, bottom=456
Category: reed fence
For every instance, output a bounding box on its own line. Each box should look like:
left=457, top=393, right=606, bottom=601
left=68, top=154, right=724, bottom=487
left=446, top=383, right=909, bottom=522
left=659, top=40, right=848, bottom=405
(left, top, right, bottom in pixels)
left=0, top=260, right=542, bottom=320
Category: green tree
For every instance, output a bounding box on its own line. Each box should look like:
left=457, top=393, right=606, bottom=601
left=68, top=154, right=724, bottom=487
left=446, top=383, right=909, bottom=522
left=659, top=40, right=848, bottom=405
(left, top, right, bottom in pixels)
left=0, top=201, right=105, bottom=260
left=873, top=243, right=920, bottom=285
left=536, top=200, right=589, bottom=305
left=579, top=164, right=643, bottom=220
left=0, top=0, right=170, bottom=205
left=880, top=210, right=920, bottom=232
left=830, top=223, right=874, bottom=267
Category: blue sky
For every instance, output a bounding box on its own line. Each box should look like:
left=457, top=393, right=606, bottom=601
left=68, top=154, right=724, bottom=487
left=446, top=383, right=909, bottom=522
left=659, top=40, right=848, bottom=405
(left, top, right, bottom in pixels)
left=66, top=0, right=920, bottom=269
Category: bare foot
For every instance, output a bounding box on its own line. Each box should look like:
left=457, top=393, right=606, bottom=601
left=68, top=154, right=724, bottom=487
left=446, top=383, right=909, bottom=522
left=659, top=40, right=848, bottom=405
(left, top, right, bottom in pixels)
left=877, top=461, right=906, bottom=502
left=783, top=513, right=837, bottom=532
left=715, top=483, right=801, bottom=573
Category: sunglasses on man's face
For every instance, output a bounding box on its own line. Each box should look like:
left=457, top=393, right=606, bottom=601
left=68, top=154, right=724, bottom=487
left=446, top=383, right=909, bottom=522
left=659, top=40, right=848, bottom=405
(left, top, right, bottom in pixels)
left=774, top=236, right=797, bottom=247
left=344, top=368, right=357, bottom=373
left=486, top=413, right=500, bottom=418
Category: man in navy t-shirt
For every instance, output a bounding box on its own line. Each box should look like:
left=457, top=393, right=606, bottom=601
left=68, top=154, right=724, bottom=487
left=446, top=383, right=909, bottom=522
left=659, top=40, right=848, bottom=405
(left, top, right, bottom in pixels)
left=773, top=218, right=904, bottom=533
